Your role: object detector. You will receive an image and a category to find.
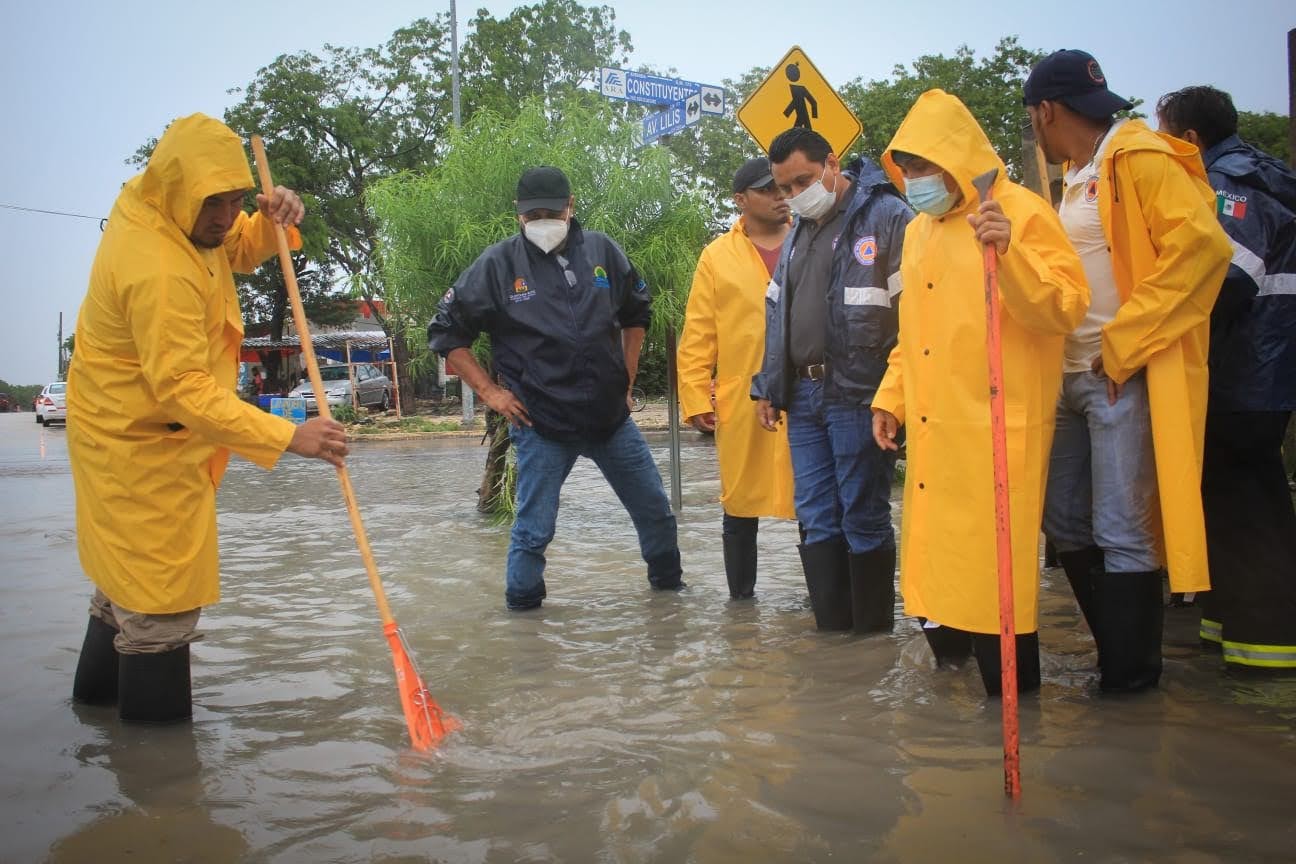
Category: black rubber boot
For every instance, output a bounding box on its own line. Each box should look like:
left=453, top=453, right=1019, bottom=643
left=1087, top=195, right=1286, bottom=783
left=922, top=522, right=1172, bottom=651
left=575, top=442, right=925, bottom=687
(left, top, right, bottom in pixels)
left=722, top=532, right=758, bottom=600
left=1057, top=546, right=1104, bottom=639
left=647, top=548, right=686, bottom=591
left=1093, top=570, right=1164, bottom=693
left=848, top=546, right=896, bottom=634
left=119, top=644, right=193, bottom=725
left=798, top=537, right=852, bottom=631
left=971, top=632, right=1041, bottom=697
left=921, top=622, right=973, bottom=667
left=72, top=615, right=120, bottom=706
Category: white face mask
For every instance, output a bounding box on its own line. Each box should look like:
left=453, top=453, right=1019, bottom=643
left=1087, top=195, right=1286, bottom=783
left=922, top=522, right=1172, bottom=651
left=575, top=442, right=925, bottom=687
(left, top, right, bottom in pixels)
left=786, top=164, right=837, bottom=221
left=523, top=218, right=569, bottom=253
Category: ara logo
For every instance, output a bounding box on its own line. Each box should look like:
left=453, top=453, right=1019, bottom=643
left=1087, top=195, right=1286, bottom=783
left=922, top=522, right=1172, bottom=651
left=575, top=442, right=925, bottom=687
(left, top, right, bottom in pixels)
left=854, top=235, right=878, bottom=266
left=1086, top=59, right=1105, bottom=84
left=508, top=276, right=536, bottom=303
left=593, top=265, right=611, bottom=289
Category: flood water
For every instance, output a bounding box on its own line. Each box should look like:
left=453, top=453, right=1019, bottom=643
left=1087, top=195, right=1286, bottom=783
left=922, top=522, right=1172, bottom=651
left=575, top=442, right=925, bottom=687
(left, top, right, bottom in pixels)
left=1, top=410, right=1293, bottom=863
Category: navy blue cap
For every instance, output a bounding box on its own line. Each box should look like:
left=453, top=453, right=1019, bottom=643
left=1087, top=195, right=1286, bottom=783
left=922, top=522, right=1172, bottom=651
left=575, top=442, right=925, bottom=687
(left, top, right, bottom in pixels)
left=1023, top=50, right=1134, bottom=120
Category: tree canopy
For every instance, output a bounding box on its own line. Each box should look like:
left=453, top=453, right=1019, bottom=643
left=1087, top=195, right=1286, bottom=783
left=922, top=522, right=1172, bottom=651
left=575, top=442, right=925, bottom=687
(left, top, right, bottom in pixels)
left=367, top=96, right=712, bottom=389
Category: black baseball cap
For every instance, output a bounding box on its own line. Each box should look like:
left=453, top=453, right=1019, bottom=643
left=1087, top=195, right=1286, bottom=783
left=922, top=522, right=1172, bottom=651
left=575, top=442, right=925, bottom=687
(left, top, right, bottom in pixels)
left=732, top=157, right=774, bottom=194
left=516, top=166, right=571, bottom=213
left=1023, top=49, right=1134, bottom=120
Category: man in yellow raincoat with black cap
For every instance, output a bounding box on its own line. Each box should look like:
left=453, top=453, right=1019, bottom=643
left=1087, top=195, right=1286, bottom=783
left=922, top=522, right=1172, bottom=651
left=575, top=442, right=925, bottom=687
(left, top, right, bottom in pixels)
left=1024, top=50, right=1232, bottom=692
left=68, top=113, right=349, bottom=724
left=678, top=157, right=796, bottom=599
left=871, top=90, right=1089, bottom=696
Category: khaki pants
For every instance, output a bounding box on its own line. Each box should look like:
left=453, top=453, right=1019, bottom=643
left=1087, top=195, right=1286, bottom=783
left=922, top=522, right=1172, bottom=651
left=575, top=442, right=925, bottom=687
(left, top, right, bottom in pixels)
left=89, top=589, right=202, bottom=655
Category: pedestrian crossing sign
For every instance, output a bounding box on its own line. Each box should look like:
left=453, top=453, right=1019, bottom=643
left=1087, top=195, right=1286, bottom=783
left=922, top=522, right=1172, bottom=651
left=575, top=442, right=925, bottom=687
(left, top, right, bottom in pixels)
left=737, top=46, right=862, bottom=159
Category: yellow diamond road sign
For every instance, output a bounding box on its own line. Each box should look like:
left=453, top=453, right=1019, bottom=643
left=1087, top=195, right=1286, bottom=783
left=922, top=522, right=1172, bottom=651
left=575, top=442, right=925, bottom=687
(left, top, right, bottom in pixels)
left=737, top=46, right=862, bottom=158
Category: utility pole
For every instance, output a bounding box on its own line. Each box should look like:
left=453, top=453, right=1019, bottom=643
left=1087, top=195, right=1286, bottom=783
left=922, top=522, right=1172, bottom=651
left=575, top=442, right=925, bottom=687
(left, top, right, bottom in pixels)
left=452, top=0, right=475, bottom=427
left=57, top=312, right=65, bottom=379
left=1288, top=28, right=1294, bottom=168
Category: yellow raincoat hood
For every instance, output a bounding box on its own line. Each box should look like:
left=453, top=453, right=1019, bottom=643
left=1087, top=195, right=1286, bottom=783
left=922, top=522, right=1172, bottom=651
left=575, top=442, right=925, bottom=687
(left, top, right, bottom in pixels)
left=136, top=113, right=255, bottom=241
left=874, top=90, right=1089, bottom=633
left=68, top=113, right=299, bottom=614
left=881, top=89, right=1009, bottom=220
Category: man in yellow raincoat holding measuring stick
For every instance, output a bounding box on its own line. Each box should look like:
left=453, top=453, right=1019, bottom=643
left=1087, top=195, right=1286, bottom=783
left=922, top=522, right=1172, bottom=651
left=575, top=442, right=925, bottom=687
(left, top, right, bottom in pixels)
left=872, top=90, right=1089, bottom=695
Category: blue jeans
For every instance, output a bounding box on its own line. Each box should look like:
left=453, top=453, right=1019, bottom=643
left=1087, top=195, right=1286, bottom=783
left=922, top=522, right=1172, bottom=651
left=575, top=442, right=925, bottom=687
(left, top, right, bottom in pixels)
left=786, top=377, right=896, bottom=553
left=506, top=418, right=681, bottom=608
left=1043, top=370, right=1160, bottom=573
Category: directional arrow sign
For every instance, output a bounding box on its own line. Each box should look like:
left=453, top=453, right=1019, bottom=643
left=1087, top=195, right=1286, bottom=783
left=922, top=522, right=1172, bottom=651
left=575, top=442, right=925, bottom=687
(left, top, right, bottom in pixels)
left=684, top=92, right=702, bottom=125
left=699, top=84, right=725, bottom=116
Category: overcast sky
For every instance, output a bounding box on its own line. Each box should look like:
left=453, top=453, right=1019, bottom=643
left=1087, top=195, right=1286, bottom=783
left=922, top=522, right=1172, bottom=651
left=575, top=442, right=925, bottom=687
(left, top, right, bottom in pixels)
left=1, top=0, right=1290, bottom=385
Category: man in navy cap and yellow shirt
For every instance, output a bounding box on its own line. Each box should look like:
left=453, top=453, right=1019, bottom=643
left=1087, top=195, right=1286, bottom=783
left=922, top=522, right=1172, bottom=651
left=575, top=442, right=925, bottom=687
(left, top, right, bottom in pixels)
left=1024, top=50, right=1231, bottom=692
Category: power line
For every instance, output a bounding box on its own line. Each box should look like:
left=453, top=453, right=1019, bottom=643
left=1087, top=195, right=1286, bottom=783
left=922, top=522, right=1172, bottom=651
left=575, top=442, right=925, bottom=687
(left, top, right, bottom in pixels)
left=0, top=202, right=107, bottom=222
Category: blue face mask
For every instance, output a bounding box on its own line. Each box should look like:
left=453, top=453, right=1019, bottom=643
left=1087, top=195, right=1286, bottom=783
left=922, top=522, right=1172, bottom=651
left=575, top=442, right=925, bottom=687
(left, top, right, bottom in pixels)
left=904, top=173, right=957, bottom=216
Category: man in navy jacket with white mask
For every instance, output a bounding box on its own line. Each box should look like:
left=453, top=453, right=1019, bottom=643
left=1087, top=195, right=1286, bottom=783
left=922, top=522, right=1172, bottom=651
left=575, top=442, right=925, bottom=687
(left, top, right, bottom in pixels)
left=428, top=166, right=683, bottom=610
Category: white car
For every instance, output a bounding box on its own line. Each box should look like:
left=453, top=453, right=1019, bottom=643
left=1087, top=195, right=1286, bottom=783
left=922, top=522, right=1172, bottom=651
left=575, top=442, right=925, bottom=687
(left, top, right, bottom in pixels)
left=289, top=364, right=392, bottom=413
left=36, top=382, right=67, bottom=426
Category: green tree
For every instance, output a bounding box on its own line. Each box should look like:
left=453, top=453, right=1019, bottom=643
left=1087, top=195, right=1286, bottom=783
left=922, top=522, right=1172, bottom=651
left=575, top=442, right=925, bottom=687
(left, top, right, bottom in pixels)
left=660, top=66, right=773, bottom=231
left=840, top=38, right=1045, bottom=180
left=459, top=0, right=632, bottom=118
left=1237, top=111, right=1290, bottom=164
left=369, top=97, right=711, bottom=511
left=221, top=17, right=454, bottom=409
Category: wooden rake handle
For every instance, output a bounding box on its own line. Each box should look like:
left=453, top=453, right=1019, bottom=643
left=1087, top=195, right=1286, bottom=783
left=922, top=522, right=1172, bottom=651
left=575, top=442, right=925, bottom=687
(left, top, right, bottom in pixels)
left=250, top=135, right=396, bottom=627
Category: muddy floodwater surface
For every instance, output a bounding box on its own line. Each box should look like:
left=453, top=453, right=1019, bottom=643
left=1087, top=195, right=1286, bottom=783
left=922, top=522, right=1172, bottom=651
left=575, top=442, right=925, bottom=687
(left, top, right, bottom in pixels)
left=1, top=412, right=1293, bottom=863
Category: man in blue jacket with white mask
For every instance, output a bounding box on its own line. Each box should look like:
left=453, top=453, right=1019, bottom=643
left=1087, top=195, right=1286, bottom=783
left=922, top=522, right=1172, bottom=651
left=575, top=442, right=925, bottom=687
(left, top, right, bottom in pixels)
left=428, top=166, right=683, bottom=611
left=753, top=128, right=913, bottom=633
left=1157, top=85, right=1296, bottom=672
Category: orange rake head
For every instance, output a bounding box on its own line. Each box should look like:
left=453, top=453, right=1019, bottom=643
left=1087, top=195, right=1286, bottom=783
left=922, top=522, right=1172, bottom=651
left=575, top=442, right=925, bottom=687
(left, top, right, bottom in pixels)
left=383, top=622, right=461, bottom=750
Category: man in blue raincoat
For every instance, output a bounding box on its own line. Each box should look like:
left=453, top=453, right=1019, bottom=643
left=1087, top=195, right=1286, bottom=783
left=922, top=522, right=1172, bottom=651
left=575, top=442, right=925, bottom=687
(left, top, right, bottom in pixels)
left=1157, top=85, right=1296, bottom=673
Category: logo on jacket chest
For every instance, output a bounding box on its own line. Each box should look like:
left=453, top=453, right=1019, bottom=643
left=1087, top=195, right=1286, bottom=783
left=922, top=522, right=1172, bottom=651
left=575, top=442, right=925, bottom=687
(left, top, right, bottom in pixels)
left=853, top=235, right=878, bottom=266
left=593, top=265, right=611, bottom=289
left=1084, top=177, right=1099, bottom=203
left=509, top=277, right=536, bottom=303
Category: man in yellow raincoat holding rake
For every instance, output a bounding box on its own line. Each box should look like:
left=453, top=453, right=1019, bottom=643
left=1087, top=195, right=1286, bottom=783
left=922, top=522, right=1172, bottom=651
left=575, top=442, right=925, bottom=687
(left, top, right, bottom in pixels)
left=68, top=114, right=348, bottom=724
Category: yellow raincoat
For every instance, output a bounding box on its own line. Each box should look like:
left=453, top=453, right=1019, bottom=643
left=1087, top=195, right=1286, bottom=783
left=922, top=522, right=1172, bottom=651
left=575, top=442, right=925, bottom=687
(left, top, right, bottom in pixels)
left=68, top=114, right=301, bottom=614
left=873, top=90, right=1089, bottom=634
left=1094, top=120, right=1231, bottom=592
left=677, top=218, right=795, bottom=518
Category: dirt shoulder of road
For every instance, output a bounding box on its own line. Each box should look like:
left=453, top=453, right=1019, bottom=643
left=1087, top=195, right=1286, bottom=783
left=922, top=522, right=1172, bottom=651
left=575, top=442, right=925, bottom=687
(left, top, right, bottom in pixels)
left=343, top=399, right=676, bottom=441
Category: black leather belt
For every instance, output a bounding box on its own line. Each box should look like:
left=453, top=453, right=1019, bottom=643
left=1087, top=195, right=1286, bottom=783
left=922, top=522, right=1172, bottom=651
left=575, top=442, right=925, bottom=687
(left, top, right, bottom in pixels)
left=795, top=363, right=826, bottom=381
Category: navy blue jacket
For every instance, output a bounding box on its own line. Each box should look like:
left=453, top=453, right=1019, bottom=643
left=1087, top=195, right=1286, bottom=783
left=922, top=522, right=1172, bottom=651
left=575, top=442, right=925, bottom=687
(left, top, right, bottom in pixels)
left=751, top=157, right=913, bottom=410
left=427, top=219, right=651, bottom=440
left=1202, top=136, right=1296, bottom=412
